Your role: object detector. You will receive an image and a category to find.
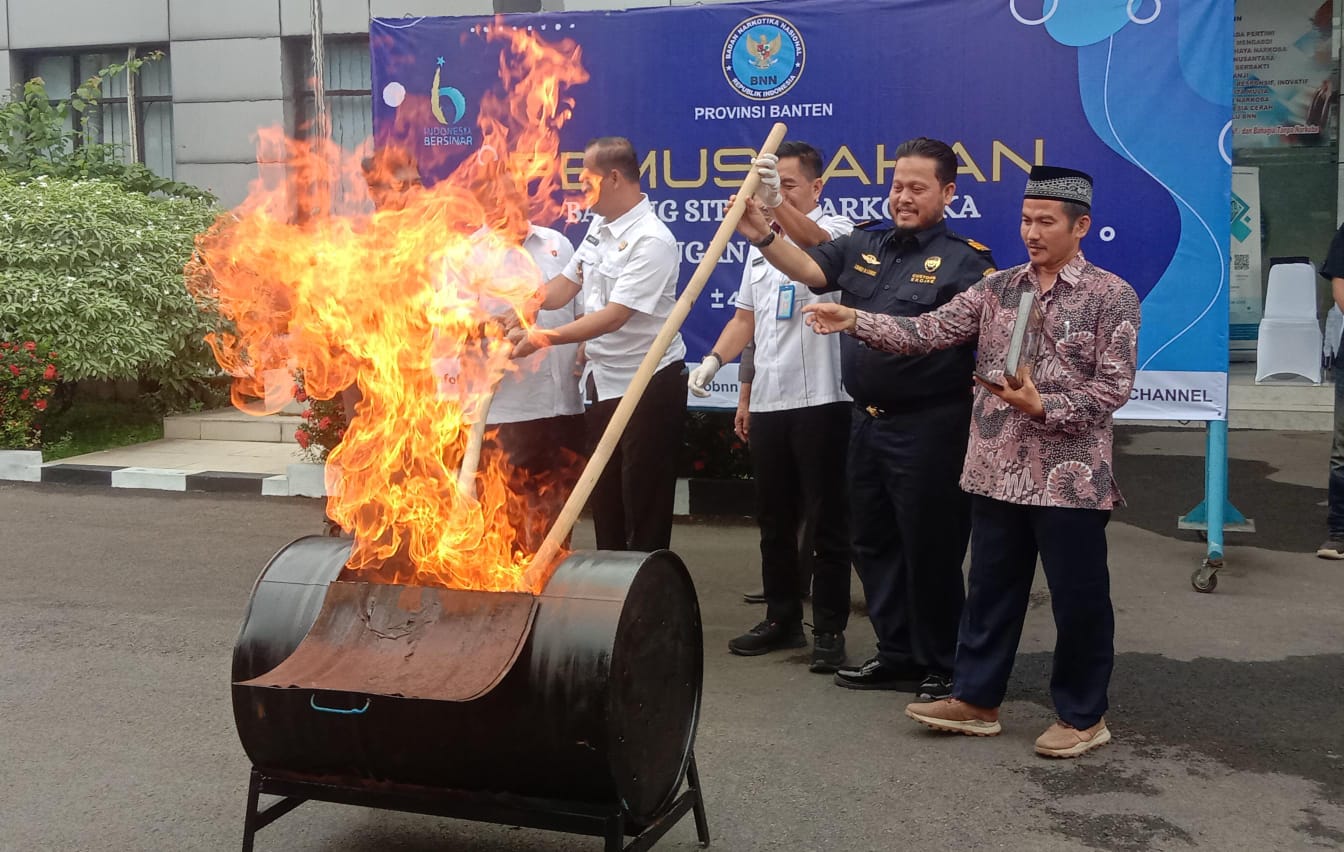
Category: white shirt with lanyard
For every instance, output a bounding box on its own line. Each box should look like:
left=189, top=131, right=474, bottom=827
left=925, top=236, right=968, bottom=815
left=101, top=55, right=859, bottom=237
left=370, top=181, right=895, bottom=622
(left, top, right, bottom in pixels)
left=734, top=207, right=853, bottom=413
left=562, top=195, right=686, bottom=402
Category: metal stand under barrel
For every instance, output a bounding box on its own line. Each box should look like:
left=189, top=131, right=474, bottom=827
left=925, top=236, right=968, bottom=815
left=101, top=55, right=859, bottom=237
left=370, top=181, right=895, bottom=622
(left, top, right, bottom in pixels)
left=1178, top=419, right=1254, bottom=592
left=241, top=758, right=710, bottom=852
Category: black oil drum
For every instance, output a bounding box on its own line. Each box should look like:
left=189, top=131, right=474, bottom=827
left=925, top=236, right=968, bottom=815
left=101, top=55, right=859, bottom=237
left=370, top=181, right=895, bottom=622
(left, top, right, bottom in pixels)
left=231, top=537, right=703, bottom=826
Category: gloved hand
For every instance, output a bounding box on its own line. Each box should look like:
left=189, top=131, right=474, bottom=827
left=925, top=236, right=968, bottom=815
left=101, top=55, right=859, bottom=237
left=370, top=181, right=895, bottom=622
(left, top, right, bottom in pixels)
left=753, top=153, right=783, bottom=209
left=688, top=354, right=722, bottom=398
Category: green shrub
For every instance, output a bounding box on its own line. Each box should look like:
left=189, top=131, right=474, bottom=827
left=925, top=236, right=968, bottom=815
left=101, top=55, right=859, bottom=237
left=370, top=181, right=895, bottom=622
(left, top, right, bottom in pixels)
left=0, top=55, right=225, bottom=413
left=0, top=175, right=223, bottom=407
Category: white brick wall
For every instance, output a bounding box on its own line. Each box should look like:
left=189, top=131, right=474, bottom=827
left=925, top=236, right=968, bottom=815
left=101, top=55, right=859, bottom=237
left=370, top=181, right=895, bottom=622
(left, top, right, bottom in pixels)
left=175, top=162, right=268, bottom=208
left=171, top=37, right=285, bottom=102
left=168, top=0, right=282, bottom=40
left=7, top=0, right=169, bottom=48
left=174, top=100, right=287, bottom=163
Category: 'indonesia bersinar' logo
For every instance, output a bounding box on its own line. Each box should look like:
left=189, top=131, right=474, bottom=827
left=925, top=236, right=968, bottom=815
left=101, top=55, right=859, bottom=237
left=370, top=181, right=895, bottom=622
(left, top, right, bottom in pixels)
left=722, top=15, right=805, bottom=101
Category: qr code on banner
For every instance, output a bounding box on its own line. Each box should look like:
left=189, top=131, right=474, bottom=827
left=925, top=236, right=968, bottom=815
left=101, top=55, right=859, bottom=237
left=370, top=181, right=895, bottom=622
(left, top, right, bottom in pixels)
left=1233, top=254, right=1250, bottom=271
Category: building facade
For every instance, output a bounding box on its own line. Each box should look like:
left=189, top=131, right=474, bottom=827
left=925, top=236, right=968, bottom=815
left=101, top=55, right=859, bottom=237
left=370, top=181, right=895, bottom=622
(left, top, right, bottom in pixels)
left=0, top=0, right=734, bottom=207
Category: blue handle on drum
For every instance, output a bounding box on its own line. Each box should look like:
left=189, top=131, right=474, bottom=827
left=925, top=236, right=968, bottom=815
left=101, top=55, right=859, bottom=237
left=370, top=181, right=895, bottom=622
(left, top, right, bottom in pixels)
left=310, top=695, right=371, bottom=715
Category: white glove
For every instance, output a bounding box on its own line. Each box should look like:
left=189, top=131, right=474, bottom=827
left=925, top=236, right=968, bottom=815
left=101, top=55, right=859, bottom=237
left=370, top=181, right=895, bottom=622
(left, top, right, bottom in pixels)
left=753, top=153, right=783, bottom=209
left=688, top=354, right=721, bottom=398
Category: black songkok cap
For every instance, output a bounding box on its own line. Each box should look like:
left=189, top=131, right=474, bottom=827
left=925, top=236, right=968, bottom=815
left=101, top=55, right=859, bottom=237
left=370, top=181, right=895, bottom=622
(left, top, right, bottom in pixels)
left=1023, top=165, right=1093, bottom=209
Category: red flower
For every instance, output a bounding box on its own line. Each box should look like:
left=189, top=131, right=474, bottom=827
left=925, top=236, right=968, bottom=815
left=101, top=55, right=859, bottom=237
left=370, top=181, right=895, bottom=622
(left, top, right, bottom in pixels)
left=19, top=389, right=29, bottom=401
left=295, top=430, right=311, bottom=448
left=43, top=364, right=56, bottom=380
left=319, top=416, right=332, bottom=431
left=23, top=341, right=35, bottom=351
left=303, top=407, right=314, bottom=419
left=34, top=399, right=47, bottom=411
left=294, top=388, right=308, bottom=402
left=8, top=364, right=18, bottom=376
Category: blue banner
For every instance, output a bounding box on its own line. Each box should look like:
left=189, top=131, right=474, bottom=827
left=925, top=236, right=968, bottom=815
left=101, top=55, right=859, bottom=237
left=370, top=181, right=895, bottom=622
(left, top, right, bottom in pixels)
left=371, top=0, right=1232, bottom=420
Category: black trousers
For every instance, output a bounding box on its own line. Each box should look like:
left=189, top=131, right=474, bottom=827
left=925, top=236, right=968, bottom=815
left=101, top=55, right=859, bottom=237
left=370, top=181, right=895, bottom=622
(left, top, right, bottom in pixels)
left=954, top=495, right=1114, bottom=729
left=848, top=397, right=971, bottom=675
left=585, top=361, right=687, bottom=551
left=489, top=414, right=586, bottom=554
left=751, top=402, right=851, bottom=634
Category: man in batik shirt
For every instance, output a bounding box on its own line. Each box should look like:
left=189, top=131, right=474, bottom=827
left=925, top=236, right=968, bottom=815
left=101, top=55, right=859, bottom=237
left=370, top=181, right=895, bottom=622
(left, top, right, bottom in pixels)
left=802, top=165, right=1140, bottom=759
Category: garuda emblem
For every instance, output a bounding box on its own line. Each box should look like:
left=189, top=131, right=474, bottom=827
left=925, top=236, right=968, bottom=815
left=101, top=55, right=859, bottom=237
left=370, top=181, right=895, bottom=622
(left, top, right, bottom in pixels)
left=747, top=33, right=783, bottom=70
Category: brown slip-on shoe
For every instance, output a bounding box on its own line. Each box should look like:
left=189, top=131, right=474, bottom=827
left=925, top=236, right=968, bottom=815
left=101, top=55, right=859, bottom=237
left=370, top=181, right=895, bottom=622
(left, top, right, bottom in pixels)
left=1034, top=719, right=1111, bottom=758
left=904, top=698, right=1002, bottom=736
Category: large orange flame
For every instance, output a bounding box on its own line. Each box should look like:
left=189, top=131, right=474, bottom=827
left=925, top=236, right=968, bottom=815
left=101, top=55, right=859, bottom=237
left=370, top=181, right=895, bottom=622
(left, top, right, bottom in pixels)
left=189, top=25, right=589, bottom=593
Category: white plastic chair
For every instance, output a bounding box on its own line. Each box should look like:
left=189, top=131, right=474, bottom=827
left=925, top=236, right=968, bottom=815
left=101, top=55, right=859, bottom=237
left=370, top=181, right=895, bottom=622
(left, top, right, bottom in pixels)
left=1256, top=261, right=1322, bottom=383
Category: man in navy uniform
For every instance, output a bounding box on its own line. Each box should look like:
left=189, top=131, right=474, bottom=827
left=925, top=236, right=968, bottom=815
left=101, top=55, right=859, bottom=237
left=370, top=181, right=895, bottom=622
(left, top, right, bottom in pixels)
left=734, top=137, right=995, bottom=700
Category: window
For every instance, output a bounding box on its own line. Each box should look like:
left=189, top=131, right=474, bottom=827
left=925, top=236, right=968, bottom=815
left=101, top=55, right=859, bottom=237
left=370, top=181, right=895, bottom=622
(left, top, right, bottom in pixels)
left=294, top=38, right=372, bottom=153
left=24, top=48, right=175, bottom=179
left=291, top=37, right=373, bottom=211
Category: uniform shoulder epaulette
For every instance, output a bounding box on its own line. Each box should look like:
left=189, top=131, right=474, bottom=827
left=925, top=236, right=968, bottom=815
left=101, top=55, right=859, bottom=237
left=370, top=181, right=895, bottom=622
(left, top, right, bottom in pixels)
left=946, top=231, right=993, bottom=254
left=853, top=219, right=888, bottom=231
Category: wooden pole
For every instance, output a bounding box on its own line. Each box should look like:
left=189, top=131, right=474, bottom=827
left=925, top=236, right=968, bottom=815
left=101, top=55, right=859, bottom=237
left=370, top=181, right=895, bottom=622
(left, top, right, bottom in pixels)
left=524, top=121, right=788, bottom=589
left=457, top=371, right=507, bottom=499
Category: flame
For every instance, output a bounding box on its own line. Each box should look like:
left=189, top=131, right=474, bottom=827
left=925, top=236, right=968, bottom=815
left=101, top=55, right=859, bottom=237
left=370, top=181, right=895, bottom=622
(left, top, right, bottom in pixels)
left=189, top=24, right=589, bottom=593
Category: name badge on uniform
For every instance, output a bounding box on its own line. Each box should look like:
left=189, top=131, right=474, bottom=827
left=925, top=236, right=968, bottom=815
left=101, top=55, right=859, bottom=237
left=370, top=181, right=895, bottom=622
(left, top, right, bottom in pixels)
left=776, top=283, right=796, bottom=320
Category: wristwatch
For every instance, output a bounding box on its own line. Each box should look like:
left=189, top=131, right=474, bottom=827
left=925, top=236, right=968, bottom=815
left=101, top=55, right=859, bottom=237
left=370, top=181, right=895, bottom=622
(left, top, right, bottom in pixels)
left=750, top=231, right=776, bottom=249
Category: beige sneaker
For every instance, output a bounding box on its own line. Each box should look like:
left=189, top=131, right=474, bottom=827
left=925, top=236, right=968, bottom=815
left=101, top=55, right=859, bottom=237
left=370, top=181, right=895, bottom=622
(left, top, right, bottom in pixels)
left=1034, top=719, right=1111, bottom=758
left=904, top=698, right=1002, bottom=736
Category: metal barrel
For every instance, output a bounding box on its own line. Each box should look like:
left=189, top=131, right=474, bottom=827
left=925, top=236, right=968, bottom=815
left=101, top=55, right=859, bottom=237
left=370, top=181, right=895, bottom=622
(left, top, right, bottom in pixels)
left=231, top=537, right=703, bottom=825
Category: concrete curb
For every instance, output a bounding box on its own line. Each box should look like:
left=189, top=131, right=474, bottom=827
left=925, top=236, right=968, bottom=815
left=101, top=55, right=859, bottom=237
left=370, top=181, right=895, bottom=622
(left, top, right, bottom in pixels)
left=4, top=460, right=760, bottom=517
left=32, top=463, right=276, bottom=494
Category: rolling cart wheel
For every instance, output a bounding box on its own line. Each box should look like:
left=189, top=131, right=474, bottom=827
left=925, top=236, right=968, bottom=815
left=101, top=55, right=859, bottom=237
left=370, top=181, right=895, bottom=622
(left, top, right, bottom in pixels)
left=1190, top=566, right=1218, bottom=593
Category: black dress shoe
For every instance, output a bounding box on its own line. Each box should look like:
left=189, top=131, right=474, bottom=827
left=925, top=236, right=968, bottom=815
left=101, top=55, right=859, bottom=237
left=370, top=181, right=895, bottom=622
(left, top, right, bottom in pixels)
left=833, top=656, right=924, bottom=691
left=728, top=620, right=806, bottom=656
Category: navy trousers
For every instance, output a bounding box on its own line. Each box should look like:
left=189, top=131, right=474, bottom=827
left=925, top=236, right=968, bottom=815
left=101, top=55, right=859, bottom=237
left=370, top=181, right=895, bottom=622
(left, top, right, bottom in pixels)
left=953, top=495, right=1114, bottom=729
left=848, top=398, right=971, bottom=675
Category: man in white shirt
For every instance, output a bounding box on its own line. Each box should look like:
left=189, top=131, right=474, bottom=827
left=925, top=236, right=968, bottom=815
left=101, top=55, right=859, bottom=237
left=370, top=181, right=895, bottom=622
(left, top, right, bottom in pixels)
left=510, top=137, right=686, bottom=551
left=471, top=185, right=585, bottom=553
left=688, top=141, right=854, bottom=672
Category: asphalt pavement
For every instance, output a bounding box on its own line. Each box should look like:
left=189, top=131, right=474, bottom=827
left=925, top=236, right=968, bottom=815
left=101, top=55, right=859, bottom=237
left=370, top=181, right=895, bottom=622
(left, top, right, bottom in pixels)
left=1, top=426, right=1341, bottom=851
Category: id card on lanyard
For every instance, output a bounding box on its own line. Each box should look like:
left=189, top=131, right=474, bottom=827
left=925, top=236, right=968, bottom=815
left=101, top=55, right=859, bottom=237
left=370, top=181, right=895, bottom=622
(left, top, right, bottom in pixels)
left=776, top=283, right=796, bottom=320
